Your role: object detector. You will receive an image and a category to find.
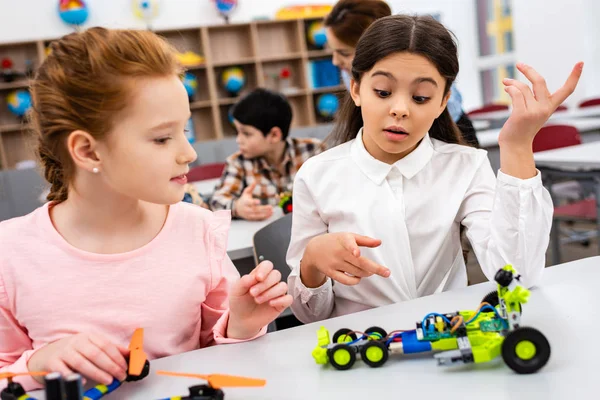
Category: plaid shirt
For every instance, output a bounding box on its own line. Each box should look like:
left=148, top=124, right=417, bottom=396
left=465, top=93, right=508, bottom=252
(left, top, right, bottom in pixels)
left=209, top=137, right=324, bottom=211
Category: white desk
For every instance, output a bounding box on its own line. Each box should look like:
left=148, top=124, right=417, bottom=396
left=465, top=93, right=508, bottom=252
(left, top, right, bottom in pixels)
left=29, top=256, right=598, bottom=399
left=192, top=178, right=220, bottom=196
left=226, top=208, right=283, bottom=260
left=533, top=142, right=600, bottom=264
left=470, top=105, right=600, bottom=122
left=190, top=179, right=285, bottom=261
left=533, top=140, right=600, bottom=170
left=477, top=117, right=600, bottom=149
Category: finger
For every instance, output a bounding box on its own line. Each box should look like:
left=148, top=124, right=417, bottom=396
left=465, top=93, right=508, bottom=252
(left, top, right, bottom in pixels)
left=64, top=350, right=114, bottom=385
left=340, top=234, right=361, bottom=258
left=357, top=256, right=390, bottom=278
left=268, top=294, right=293, bottom=310
left=78, top=343, right=127, bottom=382
left=230, top=273, right=258, bottom=297
left=89, top=334, right=128, bottom=371
left=255, top=281, right=288, bottom=304
left=249, top=269, right=282, bottom=298
left=242, top=181, right=257, bottom=197
left=550, top=61, right=584, bottom=108
left=502, top=78, right=535, bottom=108
left=352, top=234, right=382, bottom=249
left=330, top=270, right=361, bottom=286
left=504, top=85, right=526, bottom=114
left=516, top=63, right=551, bottom=102
left=251, top=260, right=274, bottom=281
left=340, top=261, right=373, bottom=278
left=47, top=359, right=75, bottom=379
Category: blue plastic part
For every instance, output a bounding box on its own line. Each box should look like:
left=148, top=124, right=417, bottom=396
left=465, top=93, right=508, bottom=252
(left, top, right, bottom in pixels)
left=401, top=330, right=432, bottom=354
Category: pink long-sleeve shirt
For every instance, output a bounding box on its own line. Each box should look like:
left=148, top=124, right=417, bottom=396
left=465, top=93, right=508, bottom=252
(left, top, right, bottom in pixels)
left=0, top=202, right=263, bottom=391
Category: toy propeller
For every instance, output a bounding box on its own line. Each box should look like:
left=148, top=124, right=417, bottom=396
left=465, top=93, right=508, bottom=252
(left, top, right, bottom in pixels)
left=156, top=371, right=266, bottom=389
left=128, top=328, right=148, bottom=377
left=0, top=372, right=48, bottom=383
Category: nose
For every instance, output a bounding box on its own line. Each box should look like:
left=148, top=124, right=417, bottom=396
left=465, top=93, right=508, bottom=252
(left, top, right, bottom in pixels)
left=390, top=96, right=410, bottom=119
left=177, top=138, right=197, bottom=165
left=331, top=52, right=340, bottom=67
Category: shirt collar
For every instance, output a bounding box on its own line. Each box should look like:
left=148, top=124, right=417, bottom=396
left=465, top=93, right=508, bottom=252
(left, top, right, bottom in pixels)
left=350, top=128, right=434, bottom=185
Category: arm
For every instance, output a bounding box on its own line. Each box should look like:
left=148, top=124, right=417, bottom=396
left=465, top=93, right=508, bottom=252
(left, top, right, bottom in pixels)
left=209, top=158, right=245, bottom=212
left=0, top=276, right=41, bottom=391
left=285, top=174, right=335, bottom=323
left=458, top=155, right=552, bottom=287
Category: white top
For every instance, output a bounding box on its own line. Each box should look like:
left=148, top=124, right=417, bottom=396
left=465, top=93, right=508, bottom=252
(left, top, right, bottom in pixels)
left=534, top=141, right=600, bottom=170
left=286, top=129, right=553, bottom=323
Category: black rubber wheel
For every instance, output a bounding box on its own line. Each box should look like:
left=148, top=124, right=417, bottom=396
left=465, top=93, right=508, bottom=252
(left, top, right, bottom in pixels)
left=364, top=326, right=388, bottom=340
left=360, top=340, right=389, bottom=368
left=502, top=327, right=551, bottom=374
left=327, top=344, right=356, bottom=370
left=332, top=328, right=357, bottom=343
left=482, top=290, right=522, bottom=315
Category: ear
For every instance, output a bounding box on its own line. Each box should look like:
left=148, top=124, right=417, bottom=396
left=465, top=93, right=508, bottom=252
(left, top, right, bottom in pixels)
left=349, top=78, right=361, bottom=107
left=67, top=130, right=102, bottom=173
left=438, top=89, right=451, bottom=118
left=267, top=126, right=283, bottom=143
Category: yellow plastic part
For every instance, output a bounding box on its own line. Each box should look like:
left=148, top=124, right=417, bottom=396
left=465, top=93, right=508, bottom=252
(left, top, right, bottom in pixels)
left=332, top=347, right=352, bottom=366
left=516, top=340, right=536, bottom=360
left=312, top=346, right=329, bottom=365
left=435, top=316, right=444, bottom=332
left=430, top=338, right=458, bottom=351
left=471, top=334, right=504, bottom=363
left=316, top=326, right=331, bottom=347
left=365, top=345, right=384, bottom=362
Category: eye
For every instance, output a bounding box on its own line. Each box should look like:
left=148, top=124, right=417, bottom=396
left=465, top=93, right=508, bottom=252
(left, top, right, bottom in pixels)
left=413, top=96, right=430, bottom=104
left=154, top=137, right=171, bottom=145
left=374, top=89, right=391, bottom=98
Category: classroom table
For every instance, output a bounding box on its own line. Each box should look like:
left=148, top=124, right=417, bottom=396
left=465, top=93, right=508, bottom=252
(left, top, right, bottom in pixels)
left=469, top=104, right=600, bottom=122
left=477, top=117, right=600, bottom=172
left=533, top=141, right=600, bottom=264
left=30, top=256, right=600, bottom=399
left=191, top=179, right=285, bottom=261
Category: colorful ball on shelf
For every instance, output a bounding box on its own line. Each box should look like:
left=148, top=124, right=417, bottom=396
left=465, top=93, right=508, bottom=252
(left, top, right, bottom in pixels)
left=132, top=0, right=160, bottom=24
left=316, top=93, right=339, bottom=118
left=6, top=90, right=32, bottom=117
left=182, top=72, right=198, bottom=98
left=221, top=67, right=245, bottom=96
left=58, top=0, right=89, bottom=26
left=307, top=21, right=327, bottom=48
left=215, top=0, right=238, bottom=17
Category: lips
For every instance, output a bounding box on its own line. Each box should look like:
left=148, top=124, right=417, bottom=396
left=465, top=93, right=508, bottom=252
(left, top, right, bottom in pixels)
left=384, top=125, right=408, bottom=135
left=170, top=174, right=188, bottom=185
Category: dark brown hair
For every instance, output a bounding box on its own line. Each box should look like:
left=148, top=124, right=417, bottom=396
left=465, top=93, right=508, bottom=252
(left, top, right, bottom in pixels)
left=30, top=27, right=182, bottom=203
left=324, top=0, right=392, bottom=47
left=328, top=14, right=463, bottom=147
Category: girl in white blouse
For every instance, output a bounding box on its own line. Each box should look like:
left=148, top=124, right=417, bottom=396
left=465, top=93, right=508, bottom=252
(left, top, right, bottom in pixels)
left=286, top=14, right=583, bottom=323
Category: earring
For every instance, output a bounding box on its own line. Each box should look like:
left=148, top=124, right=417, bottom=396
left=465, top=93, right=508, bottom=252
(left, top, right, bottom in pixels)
left=92, top=167, right=99, bottom=174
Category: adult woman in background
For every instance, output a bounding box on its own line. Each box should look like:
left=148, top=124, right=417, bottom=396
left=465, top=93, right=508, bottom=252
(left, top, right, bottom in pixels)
left=324, top=0, right=479, bottom=147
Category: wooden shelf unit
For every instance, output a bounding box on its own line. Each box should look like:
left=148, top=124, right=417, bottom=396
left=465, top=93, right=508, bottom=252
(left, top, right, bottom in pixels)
left=0, top=17, right=342, bottom=170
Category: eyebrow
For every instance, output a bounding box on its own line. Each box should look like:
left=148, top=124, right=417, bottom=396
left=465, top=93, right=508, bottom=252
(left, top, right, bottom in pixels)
left=149, top=114, right=191, bottom=132
left=371, top=70, right=439, bottom=88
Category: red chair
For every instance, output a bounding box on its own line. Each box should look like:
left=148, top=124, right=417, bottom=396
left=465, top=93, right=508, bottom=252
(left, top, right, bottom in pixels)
left=467, top=103, right=509, bottom=116
left=578, top=98, right=600, bottom=108
left=555, top=104, right=568, bottom=112
left=534, top=125, right=597, bottom=260
left=532, top=125, right=581, bottom=152
left=187, top=162, right=226, bottom=182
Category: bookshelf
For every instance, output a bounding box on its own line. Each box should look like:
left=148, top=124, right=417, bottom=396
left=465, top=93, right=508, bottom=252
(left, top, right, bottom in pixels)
left=0, top=18, right=342, bottom=170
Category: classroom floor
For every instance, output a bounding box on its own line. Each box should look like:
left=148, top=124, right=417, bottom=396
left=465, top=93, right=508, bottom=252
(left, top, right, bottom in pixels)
left=465, top=220, right=599, bottom=284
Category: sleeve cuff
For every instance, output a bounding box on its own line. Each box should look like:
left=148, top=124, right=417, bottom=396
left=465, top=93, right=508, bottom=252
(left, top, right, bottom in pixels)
left=212, top=311, right=268, bottom=344
left=497, top=168, right=543, bottom=188
left=0, top=349, right=45, bottom=391
left=295, top=271, right=332, bottom=304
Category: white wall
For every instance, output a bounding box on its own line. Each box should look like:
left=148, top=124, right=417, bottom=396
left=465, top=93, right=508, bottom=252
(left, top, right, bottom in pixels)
left=388, top=0, right=481, bottom=113
left=512, top=0, right=600, bottom=106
